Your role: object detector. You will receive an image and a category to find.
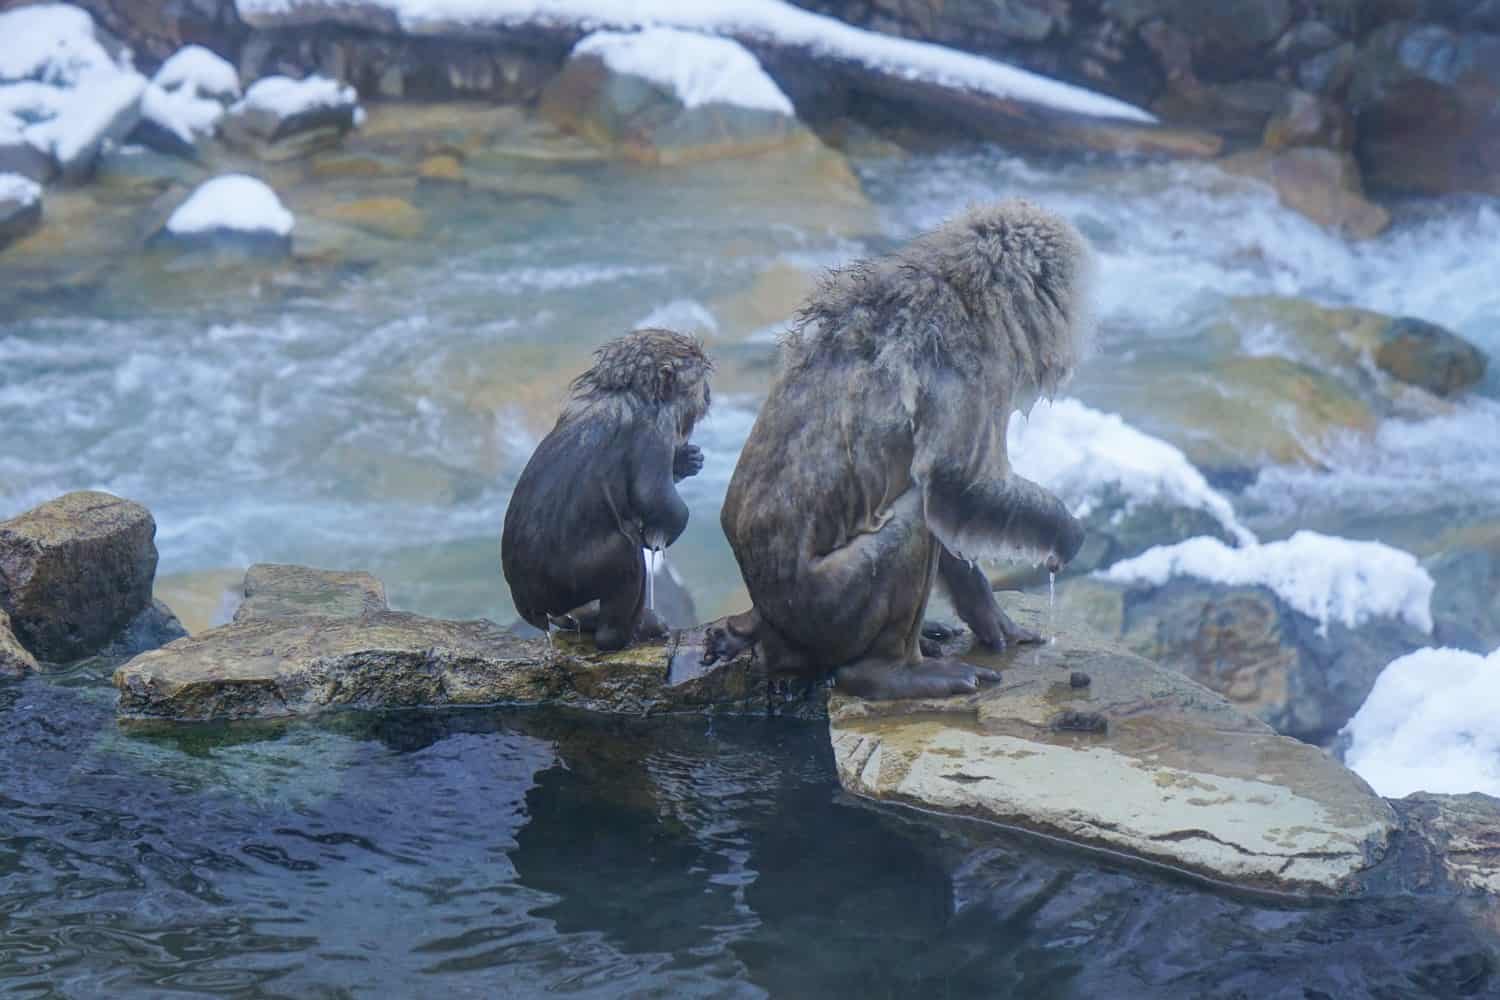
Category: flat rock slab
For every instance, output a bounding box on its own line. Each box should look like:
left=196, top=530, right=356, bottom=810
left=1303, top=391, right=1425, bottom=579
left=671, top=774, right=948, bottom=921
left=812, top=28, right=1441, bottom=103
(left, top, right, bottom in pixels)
left=830, top=594, right=1397, bottom=896
left=0, top=491, right=158, bottom=662
left=114, top=564, right=822, bottom=722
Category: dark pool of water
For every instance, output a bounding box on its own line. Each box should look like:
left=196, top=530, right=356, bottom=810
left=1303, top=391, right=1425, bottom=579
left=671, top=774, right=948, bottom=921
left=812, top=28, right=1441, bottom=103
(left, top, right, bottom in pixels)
left=2, top=668, right=1496, bottom=999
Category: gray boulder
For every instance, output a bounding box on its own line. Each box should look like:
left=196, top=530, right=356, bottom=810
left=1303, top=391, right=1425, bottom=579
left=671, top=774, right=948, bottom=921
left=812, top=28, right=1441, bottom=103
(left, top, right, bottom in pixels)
left=0, top=491, right=161, bottom=663
left=830, top=592, right=1398, bottom=896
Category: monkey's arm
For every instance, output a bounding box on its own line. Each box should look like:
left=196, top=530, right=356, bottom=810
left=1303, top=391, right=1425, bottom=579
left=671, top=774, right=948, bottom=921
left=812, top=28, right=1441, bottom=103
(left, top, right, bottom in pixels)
left=913, top=385, right=1084, bottom=567
left=631, top=432, right=691, bottom=549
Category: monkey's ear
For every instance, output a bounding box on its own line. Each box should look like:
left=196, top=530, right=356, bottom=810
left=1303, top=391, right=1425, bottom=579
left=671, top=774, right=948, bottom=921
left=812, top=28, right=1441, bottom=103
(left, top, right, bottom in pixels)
left=657, top=363, right=676, bottom=401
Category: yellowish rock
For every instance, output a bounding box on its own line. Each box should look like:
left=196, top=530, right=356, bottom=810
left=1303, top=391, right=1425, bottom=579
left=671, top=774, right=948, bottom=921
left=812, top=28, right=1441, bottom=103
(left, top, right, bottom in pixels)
left=418, top=154, right=465, bottom=182
left=322, top=197, right=426, bottom=240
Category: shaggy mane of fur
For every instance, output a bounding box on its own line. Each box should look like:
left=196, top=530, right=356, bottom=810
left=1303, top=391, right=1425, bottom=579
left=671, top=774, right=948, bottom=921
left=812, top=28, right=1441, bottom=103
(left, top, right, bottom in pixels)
left=784, top=200, right=1093, bottom=400
left=569, top=328, right=712, bottom=403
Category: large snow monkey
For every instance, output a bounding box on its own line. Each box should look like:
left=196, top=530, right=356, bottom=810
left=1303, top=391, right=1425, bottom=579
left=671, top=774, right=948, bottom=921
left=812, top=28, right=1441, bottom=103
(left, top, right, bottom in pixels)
left=703, top=201, right=1090, bottom=700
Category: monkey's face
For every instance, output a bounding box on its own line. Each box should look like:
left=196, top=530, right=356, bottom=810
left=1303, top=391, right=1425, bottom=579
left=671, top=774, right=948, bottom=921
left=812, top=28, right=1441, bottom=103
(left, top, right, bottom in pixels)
left=675, top=367, right=712, bottom=441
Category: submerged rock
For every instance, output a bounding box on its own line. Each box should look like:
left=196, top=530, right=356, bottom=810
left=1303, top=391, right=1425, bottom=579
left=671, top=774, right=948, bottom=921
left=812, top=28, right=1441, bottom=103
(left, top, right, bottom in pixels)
left=1375, top=316, right=1489, bottom=398
left=0, top=491, right=161, bottom=663
left=0, top=608, right=38, bottom=678
left=829, top=593, right=1397, bottom=895
left=114, top=564, right=822, bottom=722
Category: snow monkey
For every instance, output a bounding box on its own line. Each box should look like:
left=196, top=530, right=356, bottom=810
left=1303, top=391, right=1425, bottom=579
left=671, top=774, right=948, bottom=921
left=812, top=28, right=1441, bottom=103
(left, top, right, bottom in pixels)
left=502, top=329, right=712, bottom=651
left=703, top=201, right=1089, bottom=699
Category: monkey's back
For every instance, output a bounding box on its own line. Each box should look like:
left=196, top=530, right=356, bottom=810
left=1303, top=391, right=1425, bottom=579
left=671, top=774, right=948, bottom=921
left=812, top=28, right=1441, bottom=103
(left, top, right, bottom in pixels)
left=501, top=409, right=638, bottom=626
left=722, top=354, right=915, bottom=617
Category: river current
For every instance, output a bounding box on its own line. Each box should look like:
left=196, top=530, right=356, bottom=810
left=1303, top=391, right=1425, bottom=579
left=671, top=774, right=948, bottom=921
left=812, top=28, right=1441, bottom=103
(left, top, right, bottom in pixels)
left=3, top=140, right=1500, bottom=996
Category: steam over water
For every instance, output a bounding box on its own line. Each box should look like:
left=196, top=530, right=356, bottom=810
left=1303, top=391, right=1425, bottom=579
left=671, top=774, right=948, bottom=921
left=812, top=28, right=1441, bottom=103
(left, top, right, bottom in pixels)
left=2, top=149, right=1498, bottom=621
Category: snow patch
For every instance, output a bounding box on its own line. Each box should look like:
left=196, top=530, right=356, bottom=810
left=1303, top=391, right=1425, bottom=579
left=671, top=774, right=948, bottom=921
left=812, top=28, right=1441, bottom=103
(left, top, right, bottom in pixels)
left=575, top=28, right=794, bottom=115
left=234, top=0, right=1153, bottom=123
left=230, top=74, right=359, bottom=119
left=1011, top=398, right=1255, bottom=546
left=153, top=45, right=241, bottom=101
left=0, top=172, right=42, bottom=207
left=1100, top=531, right=1435, bottom=635
left=24, top=70, right=145, bottom=169
left=142, top=82, right=224, bottom=144
left=0, top=3, right=119, bottom=86
left=1343, top=646, right=1500, bottom=798
left=166, top=174, right=294, bottom=237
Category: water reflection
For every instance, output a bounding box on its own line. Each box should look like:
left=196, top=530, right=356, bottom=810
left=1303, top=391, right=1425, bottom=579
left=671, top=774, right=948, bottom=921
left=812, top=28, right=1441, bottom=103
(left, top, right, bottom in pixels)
left=0, top=675, right=1495, bottom=998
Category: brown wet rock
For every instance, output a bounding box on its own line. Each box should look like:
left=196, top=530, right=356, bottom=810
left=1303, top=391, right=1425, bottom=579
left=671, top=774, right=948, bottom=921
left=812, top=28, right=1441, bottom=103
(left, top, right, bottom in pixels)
left=113, top=567, right=824, bottom=722
left=831, top=592, right=1397, bottom=895
left=1220, top=146, right=1389, bottom=239
left=319, top=196, right=426, bottom=240
left=0, top=609, right=38, bottom=679
left=0, top=491, right=159, bottom=663
left=1375, top=316, right=1488, bottom=398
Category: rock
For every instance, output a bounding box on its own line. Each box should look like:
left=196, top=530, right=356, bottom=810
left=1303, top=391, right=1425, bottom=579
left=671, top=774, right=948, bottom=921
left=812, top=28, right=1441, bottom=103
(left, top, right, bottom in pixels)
left=93, top=144, right=202, bottom=199
left=97, top=598, right=188, bottom=658
left=320, top=196, right=425, bottom=240
left=1424, top=522, right=1500, bottom=652
left=307, top=152, right=402, bottom=179
left=0, top=608, right=38, bottom=678
left=235, top=563, right=387, bottom=623
left=1068, top=575, right=1430, bottom=745
left=417, top=153, right=464, bottom=182
left=0, top=491, right=159, bottom=663
left=829, top=592, right=1397, bottom=895
left=541, top=29, right=813, bottom=165
left=1261, top=89, right=1353, bottom=150
left=1374, top=316, right=1488, bottom=398
left=0, top=136, right=56, bottom=183
left=1352, top=23, right=1500, bottom=196
left=114, top=569, right=825, bottom=721
left=1389, top=792, right=1500, bottom=896
left=149, top=173, right=293, bottom=258
left=1219, top=147, right=1389, bottom=239
left=1154, top=79, right=1294, bottom=142
left=0, top=173, right=42, bottom=247
left=1298, top=41, right=1356, bottom=95
left=220, top=74, right=362, bottom=160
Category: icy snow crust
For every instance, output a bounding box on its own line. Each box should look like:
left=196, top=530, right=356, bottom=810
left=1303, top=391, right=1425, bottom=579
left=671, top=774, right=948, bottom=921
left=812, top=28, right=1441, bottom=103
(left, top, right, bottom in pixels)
left=575, top=28, right=794, bottom=114
left=235, top=0, right=1154, bottom=122
left=0, top=172, right=42, bottom=207
left=1344, top=646, right=1500, bottom=798
left=1101, top=531, right=1435, bottom=635
left=166, top=174, right=294, bottom=237
left=1011, top=398, right=1256, bottom=546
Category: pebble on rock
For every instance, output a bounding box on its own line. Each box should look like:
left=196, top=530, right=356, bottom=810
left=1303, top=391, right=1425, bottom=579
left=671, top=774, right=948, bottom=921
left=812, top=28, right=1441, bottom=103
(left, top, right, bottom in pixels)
left=1070, top=671, right=1092, bottom=688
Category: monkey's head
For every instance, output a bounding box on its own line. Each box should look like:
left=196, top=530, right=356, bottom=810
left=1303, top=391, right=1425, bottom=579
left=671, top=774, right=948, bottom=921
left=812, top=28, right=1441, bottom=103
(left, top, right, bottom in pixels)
left=791, top=199, right=1093, bottom=405
left=570, top=328, right=713, bottom=440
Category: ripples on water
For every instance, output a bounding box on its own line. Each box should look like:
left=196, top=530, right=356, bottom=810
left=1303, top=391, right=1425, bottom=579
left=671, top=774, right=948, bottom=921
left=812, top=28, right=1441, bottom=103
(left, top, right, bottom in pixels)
left=2, top=673, right=1496, bottom=998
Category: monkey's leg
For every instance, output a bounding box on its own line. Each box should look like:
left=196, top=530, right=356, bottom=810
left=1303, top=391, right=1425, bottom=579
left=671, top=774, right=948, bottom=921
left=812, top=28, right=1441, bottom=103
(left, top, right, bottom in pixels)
left=820, top=501, right=1000, bottom=699
left=593, top=541, right=647, bottom=652
left=936, top=546, right=1041, bottom=649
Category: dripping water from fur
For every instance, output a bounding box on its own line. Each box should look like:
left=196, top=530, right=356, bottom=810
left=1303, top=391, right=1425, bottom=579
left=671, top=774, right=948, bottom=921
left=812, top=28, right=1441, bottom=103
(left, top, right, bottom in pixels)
left=1048, top=570, right=1057, bottom=645
left=645, top=547, right=658, bottom=613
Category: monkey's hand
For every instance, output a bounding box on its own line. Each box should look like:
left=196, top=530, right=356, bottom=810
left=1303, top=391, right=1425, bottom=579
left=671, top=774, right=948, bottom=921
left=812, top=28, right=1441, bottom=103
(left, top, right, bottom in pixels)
left=700, top=611, right=758, bottom=666
left=673, top=443, right=704, bottom=482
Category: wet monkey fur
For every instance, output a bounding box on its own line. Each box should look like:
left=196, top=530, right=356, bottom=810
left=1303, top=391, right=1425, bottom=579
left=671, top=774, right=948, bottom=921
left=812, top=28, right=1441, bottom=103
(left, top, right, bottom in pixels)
left=705, top=201, right=1090, bottom=700
left=502, top=329, right=712, bottom=651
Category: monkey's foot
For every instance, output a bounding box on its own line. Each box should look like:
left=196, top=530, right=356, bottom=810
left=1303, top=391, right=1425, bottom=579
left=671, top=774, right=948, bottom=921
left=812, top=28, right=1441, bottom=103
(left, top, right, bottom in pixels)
left=635, top=608, right=669, bottom=641
left=701, top=611, right=759, bottom=666
left=972, top=609, right=1042, bottom=650
left=835, top=659, right=1001, bottom=701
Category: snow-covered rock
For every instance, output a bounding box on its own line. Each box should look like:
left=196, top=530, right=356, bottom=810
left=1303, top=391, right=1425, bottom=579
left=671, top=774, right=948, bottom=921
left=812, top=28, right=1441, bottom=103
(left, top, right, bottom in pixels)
left=0, top=4, right=145, bottom=180
left=574, top=27, right=795, bottom=115
left=1100, top=531, right=1435, bottom=637
left=152, top=173, right=294, bottom=256
left=1344, top=646, right=1500, bottom=798
left=236, top=0, right=1153, bottom=124
left=153, top=45, right=240, bottom=103
left=0, top=3, right=120, bottom=86
left=220, top=74, right=363, bottom=159
left=0, top=172, right=42, bottom=246
left=132, top=45, right=241, bottom=158
left=543, top=28, right=813, bottom=163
